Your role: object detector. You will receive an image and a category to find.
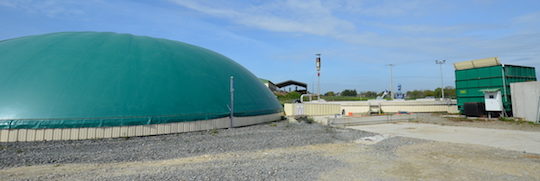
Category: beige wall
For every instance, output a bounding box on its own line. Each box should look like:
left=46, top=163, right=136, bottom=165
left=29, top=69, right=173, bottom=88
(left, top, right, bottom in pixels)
left=284, top=103, right=341, bottom=116
left=284, top=100, right=459, bottom=116
left=341, top=105, right=369, bottom=114
left=0, top=113, right=282, bottom=142
left=303, top=103, right=341, bottom=116
left=284, top=103, right=294, bottom=116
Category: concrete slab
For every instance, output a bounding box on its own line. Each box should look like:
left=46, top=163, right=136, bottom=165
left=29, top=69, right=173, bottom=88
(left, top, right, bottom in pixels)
left=349, top=123, right=540, bottom=154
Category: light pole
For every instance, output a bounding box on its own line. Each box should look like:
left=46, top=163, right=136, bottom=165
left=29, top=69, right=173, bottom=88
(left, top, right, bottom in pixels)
left=435, top=60, right=446, bottom=99
left=386, top=64, right=394, bottom=99
left=316, top=54, right=321, bottom=100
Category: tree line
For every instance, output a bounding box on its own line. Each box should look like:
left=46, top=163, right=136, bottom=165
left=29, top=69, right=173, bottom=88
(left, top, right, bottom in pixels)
left=324, top=86, right=456, bottom=99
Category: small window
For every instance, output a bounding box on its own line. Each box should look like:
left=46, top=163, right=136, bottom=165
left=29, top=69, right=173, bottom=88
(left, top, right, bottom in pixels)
left=489, top=95, right=494, bottom=99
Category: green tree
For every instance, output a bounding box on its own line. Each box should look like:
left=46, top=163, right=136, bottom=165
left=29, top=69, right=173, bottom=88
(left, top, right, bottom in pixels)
left=406, top=90, right=424, bottom=99
left=424, top=90, right=435, bottom=97
left=434, top=86, right=456, bottom=98
left=445, top=86, right=456, bottom=98
left=340, top=89, right=358, bottom=97
left=406, top=87, right=456, bottom=99
left=275, top=91, right=301, bottom=103
left=324, top=91, right=336, bottom=96
left=359, top=91, right=378, bottom=98
left=285, top=91, right=301, bottom=99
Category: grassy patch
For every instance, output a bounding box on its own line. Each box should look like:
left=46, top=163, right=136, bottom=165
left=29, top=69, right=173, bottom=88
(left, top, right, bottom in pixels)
left=209, top=129, right=219, bottom=136
left=447, top=116, right=538, bottom=125
left=499, top=117, right=538, bottom=125
left=447, top=117, right=475, bottom=122
left=498, top=117, right=515, bottom=122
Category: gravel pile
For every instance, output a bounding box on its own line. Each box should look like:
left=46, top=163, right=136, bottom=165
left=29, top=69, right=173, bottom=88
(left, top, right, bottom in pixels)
left=0, top=121, right=375, bottom=178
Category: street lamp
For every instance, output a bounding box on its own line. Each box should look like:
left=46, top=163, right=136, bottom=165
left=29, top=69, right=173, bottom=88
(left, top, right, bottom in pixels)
left=435, top=60, right=446, bottom=99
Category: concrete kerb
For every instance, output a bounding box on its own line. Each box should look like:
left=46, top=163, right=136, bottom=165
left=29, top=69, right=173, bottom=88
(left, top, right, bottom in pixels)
left=286, top=115, right=336, bottom=125
left=287, top=114, right=417, bottom=127
left=329, top=114, right=417, bottom=127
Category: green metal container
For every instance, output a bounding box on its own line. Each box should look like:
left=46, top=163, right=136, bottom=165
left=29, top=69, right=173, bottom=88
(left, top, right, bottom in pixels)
left=455, top=65, right=536, bottom=113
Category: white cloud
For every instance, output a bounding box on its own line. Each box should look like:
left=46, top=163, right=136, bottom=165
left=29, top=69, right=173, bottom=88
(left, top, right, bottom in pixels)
left=368, top=23, right=501, bottom=34
left=514, top=12, right=540, bottom=24
left=169, top=0, right=355, bottom=36
left=0, top=0, right=89, bottom=17
left=324, top=0, right=438, bottom=17
left=170, top=0, right=539, bottom=67
left=168, top=0, right=463, bottom=51
left=512, top=11, right=540, bottom=33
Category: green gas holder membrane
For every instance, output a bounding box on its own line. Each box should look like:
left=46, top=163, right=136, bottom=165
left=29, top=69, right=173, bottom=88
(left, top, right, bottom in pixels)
left=0, top=32, right=282, bottom=129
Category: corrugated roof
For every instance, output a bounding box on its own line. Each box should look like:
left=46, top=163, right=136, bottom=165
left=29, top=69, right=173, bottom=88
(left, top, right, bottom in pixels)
left=454, top=57, right=501, bottom=70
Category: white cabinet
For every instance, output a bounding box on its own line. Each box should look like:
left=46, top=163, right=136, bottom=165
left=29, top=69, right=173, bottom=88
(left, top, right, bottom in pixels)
left=484, top=91, right=503, bottom=111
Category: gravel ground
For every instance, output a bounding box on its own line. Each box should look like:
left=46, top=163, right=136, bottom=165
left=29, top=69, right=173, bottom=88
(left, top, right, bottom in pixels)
left=0, top=121, right=374, bottom=180
left=320, top=136, right=540, bottom=181
left=1, top=120, right=539, bottom=181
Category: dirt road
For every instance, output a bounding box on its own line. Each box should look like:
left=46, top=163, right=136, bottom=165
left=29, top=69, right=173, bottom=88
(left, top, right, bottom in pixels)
left=349, top=122, right=540, bottom=154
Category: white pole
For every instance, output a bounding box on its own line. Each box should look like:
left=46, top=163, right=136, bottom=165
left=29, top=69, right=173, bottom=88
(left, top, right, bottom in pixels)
left=435, top=60, right=446, bottom=99
left=391, top=65, right=394, bottom=99
left=440, top=63, right=444, bottom=99
left=317, top=74, right=320, bottom=100
left=387, top=64, right=394, bottom=99
left=230, top=76, right=234, bottom=128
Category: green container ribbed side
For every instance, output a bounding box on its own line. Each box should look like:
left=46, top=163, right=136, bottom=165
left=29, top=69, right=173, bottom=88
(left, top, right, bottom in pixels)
left=455, top=65, right=537, bottom=112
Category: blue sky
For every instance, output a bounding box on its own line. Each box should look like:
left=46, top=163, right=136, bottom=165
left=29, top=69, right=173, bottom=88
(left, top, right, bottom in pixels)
left=1, top=0, right=539, bottom=93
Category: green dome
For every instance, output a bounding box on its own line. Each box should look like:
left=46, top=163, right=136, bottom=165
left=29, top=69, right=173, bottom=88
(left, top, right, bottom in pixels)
left=0, top=32, right=281, bottom=129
